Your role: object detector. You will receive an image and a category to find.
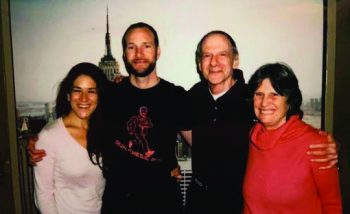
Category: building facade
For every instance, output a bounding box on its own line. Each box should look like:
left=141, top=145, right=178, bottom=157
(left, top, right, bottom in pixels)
left=98, top=8, right=120, bottom=81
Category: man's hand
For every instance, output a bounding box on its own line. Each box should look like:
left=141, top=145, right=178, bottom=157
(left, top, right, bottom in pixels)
left=27, top=135, right=46, bottom=166
left=180, top=130, right=192, bottom=146
left=170, top=165, right=182, bottom=181
left=307, top=131, right=338, bottom=170
left=113, top=74, right=126, bottom=84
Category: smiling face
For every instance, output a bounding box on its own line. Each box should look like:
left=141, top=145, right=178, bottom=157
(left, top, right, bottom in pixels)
left=123, top=27, right=160, bottom=77
left=254, top=78, right=289, bottom=130
left=68, top=74, right=98, bottom=120
left=199, top=33, right=239, bottom=93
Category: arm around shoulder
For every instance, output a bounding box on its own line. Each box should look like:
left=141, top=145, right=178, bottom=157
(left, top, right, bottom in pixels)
left=308, top=131, right=339, bottom=170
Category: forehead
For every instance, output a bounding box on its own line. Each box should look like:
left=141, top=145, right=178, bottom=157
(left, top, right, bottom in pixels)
left=257, top=79, right=275, bottom=91
left=202, top=33, right=232, bottom=51
left=125, top=27, right=155, bottom=44
left=73, top=75, right=96, bottom=87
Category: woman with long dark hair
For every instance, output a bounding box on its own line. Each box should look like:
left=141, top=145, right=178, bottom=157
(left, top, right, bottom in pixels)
left=34, top=62, right=109, bottom=213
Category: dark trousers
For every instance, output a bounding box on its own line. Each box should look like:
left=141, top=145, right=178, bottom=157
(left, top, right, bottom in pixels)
left=185, top=179, right=243, bottom=214
left=102, top=176, right=182, bottom=214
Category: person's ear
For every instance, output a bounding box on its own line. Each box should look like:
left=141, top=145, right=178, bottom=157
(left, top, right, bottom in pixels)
left=67, top=94, right=70, bottom=101
left=156, top=46, right=161, bottom=60
left=232, top=54, right=240, bottom=69
left=198, top=60, right=202, bottom=72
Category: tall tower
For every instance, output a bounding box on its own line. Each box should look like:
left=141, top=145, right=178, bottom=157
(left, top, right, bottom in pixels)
left=99, top=7, right=120, bottom=81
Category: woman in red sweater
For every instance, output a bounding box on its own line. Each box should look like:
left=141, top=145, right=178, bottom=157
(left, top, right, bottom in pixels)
left=243, top=63, right=342, bottom=213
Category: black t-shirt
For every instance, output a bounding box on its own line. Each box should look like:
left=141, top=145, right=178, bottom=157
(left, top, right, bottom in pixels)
left=99, top=78, right=190, bottom=185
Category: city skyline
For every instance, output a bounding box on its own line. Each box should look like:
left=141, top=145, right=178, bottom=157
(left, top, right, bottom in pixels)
left=11, top=0, right=324, bottom=102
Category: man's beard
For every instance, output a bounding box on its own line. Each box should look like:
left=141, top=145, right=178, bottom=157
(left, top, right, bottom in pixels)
left=123, top=56, right=156, bottom=78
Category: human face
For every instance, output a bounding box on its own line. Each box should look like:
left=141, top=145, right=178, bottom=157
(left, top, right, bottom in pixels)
left=199, top=34, right=238, bottom=91
left=123, top=27, right=160, bottom=77
left=68, top=75, right=98, bottom=120
left=253, top=78, right=288, bottom=130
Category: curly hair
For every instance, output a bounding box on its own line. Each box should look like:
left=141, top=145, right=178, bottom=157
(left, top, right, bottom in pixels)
left=55, top=62, right=109, bottom=118
left=55, top=62, right=109, bottom=168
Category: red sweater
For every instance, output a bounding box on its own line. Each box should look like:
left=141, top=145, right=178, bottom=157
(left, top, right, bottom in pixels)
left=243, top=116, right=342, bottom=214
